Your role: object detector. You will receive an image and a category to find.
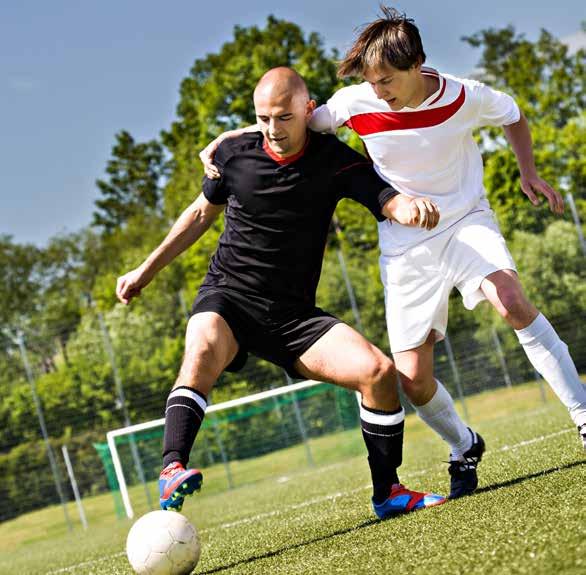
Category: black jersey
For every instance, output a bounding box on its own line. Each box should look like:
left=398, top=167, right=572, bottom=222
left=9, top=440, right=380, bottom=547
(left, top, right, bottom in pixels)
left=201, top=131, right=397, bottom=307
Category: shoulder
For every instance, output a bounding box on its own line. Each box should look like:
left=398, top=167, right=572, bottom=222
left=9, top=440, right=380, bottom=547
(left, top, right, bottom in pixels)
left=328, top=82, right=374, bottom=105
left=309, top=132, right=357, bottom=156
left=216, top=132, right=263, bottom=164
left=442, top=73, right=491, bottom=98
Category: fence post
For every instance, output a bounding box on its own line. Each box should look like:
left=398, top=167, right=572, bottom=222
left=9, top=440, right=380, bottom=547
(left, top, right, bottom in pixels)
left=565, top=192, right=586, bottom=256
left=14, top=330, right=72, bottom=532
left=443, top=333, right=470, bottom=422
left=285, top=372, right=314, bottom=467
left=94, top=305, right=153, bottom=510
left=491, top=328, right=512, bottom=388
left=62, top=445, right=88, bottom=530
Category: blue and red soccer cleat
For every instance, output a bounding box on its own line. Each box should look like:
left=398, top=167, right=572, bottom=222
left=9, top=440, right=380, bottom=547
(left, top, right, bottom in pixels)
left=159, top=462, right=203, bottom=511
left=372, top=484, right=446, bottom=519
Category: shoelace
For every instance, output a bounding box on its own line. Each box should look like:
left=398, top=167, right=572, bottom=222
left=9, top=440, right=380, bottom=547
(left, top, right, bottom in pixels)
left=448, top=454, right=480, bottom=473
left=161, top=463, right=183, bottom=479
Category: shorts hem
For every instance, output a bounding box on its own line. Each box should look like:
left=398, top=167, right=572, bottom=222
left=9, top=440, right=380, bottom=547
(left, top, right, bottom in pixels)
left=390, top=327, right=446, bottom=354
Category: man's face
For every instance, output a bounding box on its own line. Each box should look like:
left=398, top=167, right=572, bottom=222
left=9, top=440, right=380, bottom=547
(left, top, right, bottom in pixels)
left=254, top=90, right=315, bottom=157
left=363, top=62, right=421, bottom=111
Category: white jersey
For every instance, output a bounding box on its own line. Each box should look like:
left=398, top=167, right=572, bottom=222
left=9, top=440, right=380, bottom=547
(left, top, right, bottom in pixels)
left=310, top=68, right=520, bottom=256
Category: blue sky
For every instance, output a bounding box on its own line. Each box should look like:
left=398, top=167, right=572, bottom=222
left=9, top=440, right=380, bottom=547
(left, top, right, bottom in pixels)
left=1, top=1, right=584, bottom=246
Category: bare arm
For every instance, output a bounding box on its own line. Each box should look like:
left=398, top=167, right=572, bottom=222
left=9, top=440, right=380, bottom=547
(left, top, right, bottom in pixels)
left=503, top=112, right=564, bottom=214
left=116, top=194, right=224, bottom=304
left=199, top=125, right=259, bottom=179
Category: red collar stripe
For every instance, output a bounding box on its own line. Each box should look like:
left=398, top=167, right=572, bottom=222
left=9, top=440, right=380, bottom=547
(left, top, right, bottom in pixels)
left=346, top=85, right=465, bottom=135
left=428, top=76, right=447, bottom=106
left=263, top=135, right=310, bottom=165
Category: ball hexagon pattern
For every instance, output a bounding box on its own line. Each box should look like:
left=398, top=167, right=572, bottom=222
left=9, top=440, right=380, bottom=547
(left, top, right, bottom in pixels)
left=126, top=511, right=201, bottom=575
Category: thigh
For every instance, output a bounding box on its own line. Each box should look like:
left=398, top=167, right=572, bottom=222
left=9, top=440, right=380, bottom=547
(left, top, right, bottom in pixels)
left=480, top=269, right=537, bottom=327
left=392, top=331, right=435, bottom=382
left=178, top=306, right=240, bottom=395
left=294, top=323, right=390, bottom=387
left=449, top=210, right=517, bottom=310
left=248, top=306, right=341, bottom=377
left=380, top=246, right=450, bottom=354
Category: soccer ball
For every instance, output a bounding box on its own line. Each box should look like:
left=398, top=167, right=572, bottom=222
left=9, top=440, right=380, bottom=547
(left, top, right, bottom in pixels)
left=126, top=510, right=201, bottom=575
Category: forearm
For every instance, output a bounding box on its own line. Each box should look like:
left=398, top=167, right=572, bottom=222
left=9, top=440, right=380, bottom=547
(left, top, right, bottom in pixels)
left=140, top=199, right=219, bottom=279
left=503, top=113, right=537, bottom=177
left=220, top=124, right=259, bottom=140
left=382, top=192, right=408, bottom=221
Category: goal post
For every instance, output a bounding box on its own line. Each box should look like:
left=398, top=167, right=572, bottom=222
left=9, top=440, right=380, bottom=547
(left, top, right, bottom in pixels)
left=104, top=379, right=360, bottom=519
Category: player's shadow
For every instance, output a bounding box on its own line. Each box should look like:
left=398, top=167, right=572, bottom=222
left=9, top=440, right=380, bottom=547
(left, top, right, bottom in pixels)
left=197, top=518, right=379, bottom=574
left=474, top=459, right=586, bottom=495
left=198, top=459, right=585, bottom=574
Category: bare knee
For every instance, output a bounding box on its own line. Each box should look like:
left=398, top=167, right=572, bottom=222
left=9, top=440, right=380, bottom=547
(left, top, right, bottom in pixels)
left=356, top=355, right=398, bottom=407
left=394, top=349, right=434, bottom=405
left=493, top=286, right=536, bottom=326
left=175, top=314, right=237, bottom=393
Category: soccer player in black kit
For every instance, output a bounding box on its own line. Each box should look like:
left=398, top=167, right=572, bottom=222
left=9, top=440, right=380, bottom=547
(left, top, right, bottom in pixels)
left=116, top=67, right=444, bottom=520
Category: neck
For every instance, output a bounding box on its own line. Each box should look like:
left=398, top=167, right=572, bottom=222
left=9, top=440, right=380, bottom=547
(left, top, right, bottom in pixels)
left=410, top=74, right=438, bottom=108
left=264, top=132, right=309, bottom=160
left=263, top=132, right=309, bottom=165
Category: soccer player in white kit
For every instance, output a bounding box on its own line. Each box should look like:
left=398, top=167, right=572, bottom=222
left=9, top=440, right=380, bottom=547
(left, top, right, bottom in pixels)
left=200, top=7, right=586, bottom=498
left=311, top=7, right=586, bottom=495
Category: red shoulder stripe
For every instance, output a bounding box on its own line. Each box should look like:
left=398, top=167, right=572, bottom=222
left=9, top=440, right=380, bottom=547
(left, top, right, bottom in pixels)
left=347, top=86, right=465, bottom=135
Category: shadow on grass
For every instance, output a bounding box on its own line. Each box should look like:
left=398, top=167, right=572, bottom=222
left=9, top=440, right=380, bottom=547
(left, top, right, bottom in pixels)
left=198, top=518, right=379, bottom=574
left=199, top=459, right=585, bottom=574
left=475, top=458, right=586, bottom=495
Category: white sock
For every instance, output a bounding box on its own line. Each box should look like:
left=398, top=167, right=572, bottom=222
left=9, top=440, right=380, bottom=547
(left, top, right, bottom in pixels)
left=515, top=313, right=586, bottom=428
left=415, top=380, right=473, bottom=459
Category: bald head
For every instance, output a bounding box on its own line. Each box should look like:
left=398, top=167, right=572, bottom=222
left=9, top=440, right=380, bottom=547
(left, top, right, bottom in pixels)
left=254, top=67, right=310, bottom=103
left=254, top=67, right=316, bottom=159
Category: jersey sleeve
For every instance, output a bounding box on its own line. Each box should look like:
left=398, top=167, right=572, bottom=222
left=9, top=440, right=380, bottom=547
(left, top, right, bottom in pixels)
left=202, top=141, right=231, bottom=205
left=310, top=88, right=352, bottom=134
left=475, top=82, right=520, bottom=127
left=332, top=141, right=399, bottom=222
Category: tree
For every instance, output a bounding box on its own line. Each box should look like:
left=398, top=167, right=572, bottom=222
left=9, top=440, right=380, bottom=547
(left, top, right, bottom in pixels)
left=161, top=16, right=341, bottom=219
left=93, top=131, right=169, bottom=234
left=461, top=27, right=586, bottom=237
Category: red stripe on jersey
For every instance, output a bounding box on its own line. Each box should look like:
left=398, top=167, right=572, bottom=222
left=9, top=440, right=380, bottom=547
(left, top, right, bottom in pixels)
left=421, top=67, right=439, bottom=78
left=263, top=134, right=310, bottom=165
left=346, top=86, right=465, bottom=135
left=428, top=77, right=447, bottom=106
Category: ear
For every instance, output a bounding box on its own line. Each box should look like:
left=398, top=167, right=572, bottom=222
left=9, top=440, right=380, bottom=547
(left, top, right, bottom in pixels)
left=306, top=99, right=317, bottom=117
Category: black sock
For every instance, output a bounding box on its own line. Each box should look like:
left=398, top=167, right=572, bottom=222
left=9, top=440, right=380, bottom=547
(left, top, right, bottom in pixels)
left=360, top=403, right=404, bottom=504
left=162, top=386, right=207, bottom=468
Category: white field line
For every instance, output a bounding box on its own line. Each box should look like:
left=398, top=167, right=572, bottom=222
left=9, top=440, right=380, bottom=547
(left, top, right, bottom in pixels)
left=47, top=552, right=126, bottom=574
left=201, top=427, right=575, bottom=534
left=46, top=426, right=575, bottom=574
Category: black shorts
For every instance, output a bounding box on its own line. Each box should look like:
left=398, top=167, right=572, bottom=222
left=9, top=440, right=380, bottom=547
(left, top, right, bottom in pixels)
left=191, top=288, right=341, bottom=378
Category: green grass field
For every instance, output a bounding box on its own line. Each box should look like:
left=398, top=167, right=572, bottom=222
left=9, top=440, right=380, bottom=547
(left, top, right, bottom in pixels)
left=1, top=382, right=585, bottom=575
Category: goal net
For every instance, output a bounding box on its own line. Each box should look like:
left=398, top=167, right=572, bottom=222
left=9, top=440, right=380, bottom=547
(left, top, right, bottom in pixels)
left=98, top=379, right=361, bottom=518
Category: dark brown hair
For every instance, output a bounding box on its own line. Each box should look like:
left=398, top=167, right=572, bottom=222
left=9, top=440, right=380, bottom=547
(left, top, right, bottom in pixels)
left=338, top=6, right=426, bottom=78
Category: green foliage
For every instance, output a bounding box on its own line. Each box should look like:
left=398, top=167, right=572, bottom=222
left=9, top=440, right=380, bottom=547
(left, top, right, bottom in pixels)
left=93, top=131, right=169, bottom=234
left=2, top=19, right=586, bottom=523
left=463, top=27, right=586, bottom=237
left=0, top=236, right=42, bottom=328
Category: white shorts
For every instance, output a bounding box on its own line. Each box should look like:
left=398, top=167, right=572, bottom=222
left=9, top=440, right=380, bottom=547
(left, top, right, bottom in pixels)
left=380, top=209, right=516, bottom=353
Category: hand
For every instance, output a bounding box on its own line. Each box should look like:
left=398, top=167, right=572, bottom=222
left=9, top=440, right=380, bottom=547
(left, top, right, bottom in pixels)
left=520, top=174, right=564, bottom=215
left=199, top=137, right=223, bottom=180
left=387, top=195, right=440, bottom=230
left=116, top=267, right=152, bottom=305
